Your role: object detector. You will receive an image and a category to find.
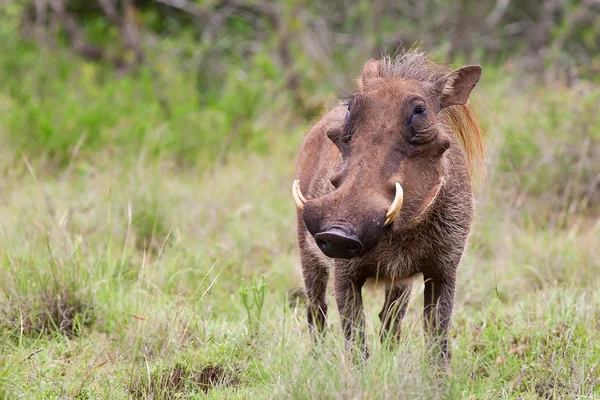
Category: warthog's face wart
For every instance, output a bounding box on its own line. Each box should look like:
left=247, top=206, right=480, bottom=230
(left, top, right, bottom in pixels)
left=295, top=58, right=481, bottom=259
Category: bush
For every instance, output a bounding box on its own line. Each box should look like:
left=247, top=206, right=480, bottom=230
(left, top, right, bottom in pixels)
left=0, top=31, right=292, bottom=167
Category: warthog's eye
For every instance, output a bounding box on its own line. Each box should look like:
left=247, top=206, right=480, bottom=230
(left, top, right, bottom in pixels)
left=409, top=104, right=427, bottom=127
left=409, top=104, right=436, bottom=144
left=414, top=105, right=426, bottom=115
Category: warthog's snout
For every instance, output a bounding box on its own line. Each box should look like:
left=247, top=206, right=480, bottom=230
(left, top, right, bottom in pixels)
left=293, top=179, right=404, bottom=259
left=314, top=225, right=364, bottom=259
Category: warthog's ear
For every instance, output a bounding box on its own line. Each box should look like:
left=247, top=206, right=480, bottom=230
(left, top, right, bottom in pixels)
left=440, top=65, right=482, bottom=108
left=360, top=59, right=382, bottom=89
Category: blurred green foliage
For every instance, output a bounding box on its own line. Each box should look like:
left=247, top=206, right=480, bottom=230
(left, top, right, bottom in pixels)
left=0, top=0, right=598, bottom=217
left=0, top=35, right=286, bottom=166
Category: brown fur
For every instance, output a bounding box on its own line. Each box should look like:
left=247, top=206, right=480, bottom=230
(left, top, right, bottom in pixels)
left=294, top=50, right=484, bottom=362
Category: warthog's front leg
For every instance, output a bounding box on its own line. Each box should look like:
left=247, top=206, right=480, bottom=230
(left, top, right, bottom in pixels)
left=423, top=272, right=456, bottom=365
left=299, top=239, right=330, bottom=340
left=334, top=264, right=367, bottom=357
left=379, top=284, right=412, bottom=343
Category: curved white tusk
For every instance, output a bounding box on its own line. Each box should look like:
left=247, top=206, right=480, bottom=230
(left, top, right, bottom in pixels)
left=384, top=182, right=404, bottom=226
left=292, top=179, right=307, bottom=210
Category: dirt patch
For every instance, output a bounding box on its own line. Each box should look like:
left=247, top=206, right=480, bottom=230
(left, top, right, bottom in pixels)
left=535, top=378, right=560, bottom=400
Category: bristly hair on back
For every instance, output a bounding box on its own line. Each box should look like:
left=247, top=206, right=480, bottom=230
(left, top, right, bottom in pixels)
left=374, top=50, right=486, bottom=176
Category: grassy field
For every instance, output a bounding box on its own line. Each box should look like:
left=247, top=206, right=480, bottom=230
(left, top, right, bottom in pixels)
left=1, top=37, right=600, bottom=399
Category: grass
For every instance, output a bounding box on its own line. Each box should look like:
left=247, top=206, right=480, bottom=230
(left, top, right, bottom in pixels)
left=1, top=36, right=600, bottom=399
left=1, top=131, right=599, bottom=398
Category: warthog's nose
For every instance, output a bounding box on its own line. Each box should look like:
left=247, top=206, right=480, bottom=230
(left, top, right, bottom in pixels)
left=314, top=226, right=364, bottom=259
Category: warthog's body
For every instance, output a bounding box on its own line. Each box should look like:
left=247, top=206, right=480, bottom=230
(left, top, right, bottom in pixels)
left=293, top=51, right=484, bottom=360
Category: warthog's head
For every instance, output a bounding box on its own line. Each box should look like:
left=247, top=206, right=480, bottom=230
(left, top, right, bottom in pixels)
left=294, top=55, right=482, bottom=259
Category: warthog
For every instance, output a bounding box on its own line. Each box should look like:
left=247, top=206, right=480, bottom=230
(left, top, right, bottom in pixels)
left=292, top=50, right=483, bottom=361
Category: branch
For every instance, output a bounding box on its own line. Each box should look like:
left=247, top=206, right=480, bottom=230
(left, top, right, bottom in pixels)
left=47, top=0, right=105, bottom=61
left=485, top=0, right=511, bottom=28
left=201, top=4, right=236, bottom=42
left=227, top=0, right=279, bottom=26
left=154, top=0, right=209, bottom=21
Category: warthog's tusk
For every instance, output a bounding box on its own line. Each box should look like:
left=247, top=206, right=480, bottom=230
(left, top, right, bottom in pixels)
left=384, top=182, right=403, bottom=226
left=292, top=179, right=307, bottom=210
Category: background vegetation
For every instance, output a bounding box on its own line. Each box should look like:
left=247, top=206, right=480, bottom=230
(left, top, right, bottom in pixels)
left=0, top=0, right=599, bottom=398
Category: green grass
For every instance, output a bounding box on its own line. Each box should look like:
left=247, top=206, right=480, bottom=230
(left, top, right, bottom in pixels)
left=1, top=126, right=599, bottom=398
left=1, top=35, right=600, bottom=399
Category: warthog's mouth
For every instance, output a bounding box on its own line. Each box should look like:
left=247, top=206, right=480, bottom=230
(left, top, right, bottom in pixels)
left=292, top=179, right=404, bottom=227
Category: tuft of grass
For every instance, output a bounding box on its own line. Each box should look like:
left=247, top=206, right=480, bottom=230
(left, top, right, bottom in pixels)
left=131, top=200, right=170, bottom=255
left=130, top=362, right=239, bottom=399
left=239, top=276, right=266, bottom=335
left=10, top=286, right=96, bottom=339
